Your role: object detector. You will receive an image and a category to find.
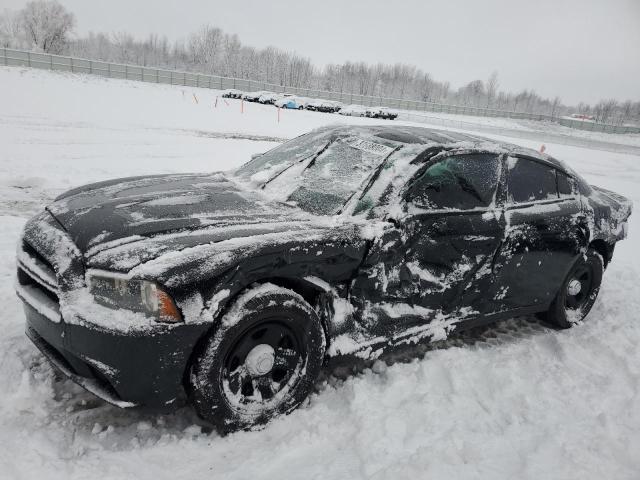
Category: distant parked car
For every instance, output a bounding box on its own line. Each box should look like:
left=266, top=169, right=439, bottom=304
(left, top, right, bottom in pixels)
left=258, top=93, right=284, bottom=105
left=242, top=91, right=273, bottom=102
left=275, top=96, right=308, bottom=109
left=338, top=104, right=367, bottom=117
left=366, top=107, right=398, bottom=120
left=221, top=89, right=243, bottom=99
left=307, top=100, right=343, bottom=113
left=569, top=113, right=596, bottom=122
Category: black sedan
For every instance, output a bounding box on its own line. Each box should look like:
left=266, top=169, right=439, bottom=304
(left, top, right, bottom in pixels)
left=16, top=125, right=632, bottom=432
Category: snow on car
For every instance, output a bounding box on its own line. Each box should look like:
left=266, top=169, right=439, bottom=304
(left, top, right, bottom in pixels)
left=241, top=91, right=274, bottom=102
left=366, top=106, right=398, bottom=120
left=275, top=96, right=309, bottom=109
left=339, top=104, right=368, bottom=116
left=221, top=89, right=243, bottom=99
left=15, top=123, right=632, bottom=433
left=258, top=92, right=284, bottom=104
left=306, top=100, right=343, bottom=112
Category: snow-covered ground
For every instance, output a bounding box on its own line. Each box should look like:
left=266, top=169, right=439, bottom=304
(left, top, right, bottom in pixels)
left=399, top=111, right=640, bottom=152
left=1, top=66, right=639, bottom=479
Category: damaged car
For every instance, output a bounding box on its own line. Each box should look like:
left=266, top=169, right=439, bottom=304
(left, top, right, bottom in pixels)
left=16, top=125, right=632, bottom=432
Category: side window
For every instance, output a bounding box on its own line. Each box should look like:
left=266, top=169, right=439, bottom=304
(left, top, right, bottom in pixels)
left=557, top=171, right=575, bottom=197
left=408, top=153, right=500, bottom=210
left=507, top=157, right=558, bottom=204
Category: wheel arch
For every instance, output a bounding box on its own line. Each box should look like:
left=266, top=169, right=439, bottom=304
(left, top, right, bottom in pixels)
left=589, top=238, right=613, bottom=267
left=182, top=275, right=337, bottom=394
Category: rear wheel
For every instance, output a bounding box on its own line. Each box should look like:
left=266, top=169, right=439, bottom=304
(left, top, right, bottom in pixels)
left=189, top=284, right=325, bottom=433
left=544, top=248, right=604, bottom=328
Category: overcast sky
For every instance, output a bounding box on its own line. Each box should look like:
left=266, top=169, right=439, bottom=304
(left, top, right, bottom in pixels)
left=5, top=0, right=640, bottom=104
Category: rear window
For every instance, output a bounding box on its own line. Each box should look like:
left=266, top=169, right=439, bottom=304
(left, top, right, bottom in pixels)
left=507, top=157, right=558, bottom=203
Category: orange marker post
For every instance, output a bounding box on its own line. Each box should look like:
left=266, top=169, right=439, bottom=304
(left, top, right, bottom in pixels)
left=214, top=97, right=218, bottom=108
left=241, top=99, right=244, bottom=114
left=277, top=106, right=281, bottom=123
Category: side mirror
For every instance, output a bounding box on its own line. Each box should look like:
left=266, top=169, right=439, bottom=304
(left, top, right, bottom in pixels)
left=250, top=153, right=262, bottom=161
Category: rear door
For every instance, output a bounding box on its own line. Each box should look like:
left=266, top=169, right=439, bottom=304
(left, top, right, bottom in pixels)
left=490, top=156, right=584, bottom=312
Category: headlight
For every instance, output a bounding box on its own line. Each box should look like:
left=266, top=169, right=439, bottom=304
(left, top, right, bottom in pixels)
left=88, top=272, right=183, bottom=323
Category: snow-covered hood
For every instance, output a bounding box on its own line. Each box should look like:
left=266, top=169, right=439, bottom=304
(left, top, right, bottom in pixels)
left=43, top=172, right=367, bottom=281
left=46, top=172, right=313, bottom=252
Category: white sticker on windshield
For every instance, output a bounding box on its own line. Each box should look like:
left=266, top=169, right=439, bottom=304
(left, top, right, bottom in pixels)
left=345, top=138, right=394, bottom=156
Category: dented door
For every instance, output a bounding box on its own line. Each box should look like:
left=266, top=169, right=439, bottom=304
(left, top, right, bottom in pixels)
left=489, top=156, right=584, bottom=312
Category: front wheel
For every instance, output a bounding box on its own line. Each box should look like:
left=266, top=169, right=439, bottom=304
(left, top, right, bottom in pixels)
left=189, top=284, right=326, bottom=433
left=544, top=248, right=604, bottom=328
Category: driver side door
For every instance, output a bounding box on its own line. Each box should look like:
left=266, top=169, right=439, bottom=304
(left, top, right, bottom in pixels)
left=351, top=152, right=506, bottom=336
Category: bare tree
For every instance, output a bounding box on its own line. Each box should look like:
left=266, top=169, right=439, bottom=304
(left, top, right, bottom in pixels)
left=486, top=71, right=499, bottom=108
left=188, top=25, right=223, bottom=73
left=618, top=100, right=633, bottom=126
left=594, top=99, right=618, bottom=124
left=550, top=96, right=561, bottom=119
left=17, top=0, right=74, bottom=54
left=0, top=9, right=24, bottom=48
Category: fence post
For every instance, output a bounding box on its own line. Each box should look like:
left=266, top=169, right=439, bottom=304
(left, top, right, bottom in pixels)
left=27, top=51, right=31, bottom=67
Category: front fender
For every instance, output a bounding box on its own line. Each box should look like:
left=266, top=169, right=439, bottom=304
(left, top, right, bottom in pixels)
left=168, top=232, right=367, bottom=326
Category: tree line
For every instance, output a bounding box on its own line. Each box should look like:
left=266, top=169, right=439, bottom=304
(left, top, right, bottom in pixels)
left=1, top=1, right=638, bottom=125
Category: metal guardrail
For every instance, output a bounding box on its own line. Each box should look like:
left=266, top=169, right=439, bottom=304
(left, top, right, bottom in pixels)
left=2, top=47, right=639, bottom=135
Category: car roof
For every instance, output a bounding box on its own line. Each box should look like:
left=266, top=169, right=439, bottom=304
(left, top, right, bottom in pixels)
left=321, top=124, right=570, bottom=173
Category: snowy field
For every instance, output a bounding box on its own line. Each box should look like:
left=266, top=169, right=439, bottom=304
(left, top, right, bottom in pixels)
left=1, top=66, right=639, bottom=479
left=399, top=111, right=640, bottom=149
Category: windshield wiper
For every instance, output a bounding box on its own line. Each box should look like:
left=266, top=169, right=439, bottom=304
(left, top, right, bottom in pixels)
left=261, top=140, right=334, bottom=190
left=335, top=145, right=402, bottom=215
left=356, top=145, right=403, bottom=201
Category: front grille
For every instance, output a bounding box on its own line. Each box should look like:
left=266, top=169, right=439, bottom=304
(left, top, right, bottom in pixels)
left=16, top=241, right=61, bottom=322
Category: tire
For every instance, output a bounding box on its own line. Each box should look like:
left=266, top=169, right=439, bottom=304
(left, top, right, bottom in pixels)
left=189, top=283, right=326, bottom=433
left=298, top=105, right=304, bottom=110
left=544, top=248, right=604, bottom=328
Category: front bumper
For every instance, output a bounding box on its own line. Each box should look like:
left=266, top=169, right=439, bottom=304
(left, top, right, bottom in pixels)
left=22, top=299, right=209, bottom=410
left=17, top=210, right=212, bottom=410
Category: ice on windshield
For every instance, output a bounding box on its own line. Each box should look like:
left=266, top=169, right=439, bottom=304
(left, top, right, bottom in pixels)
left=258, top=136, right=393, bottom=215
left=235, top=128, right=332, bottom=183
left=276, top=137, right=394, bottom=215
